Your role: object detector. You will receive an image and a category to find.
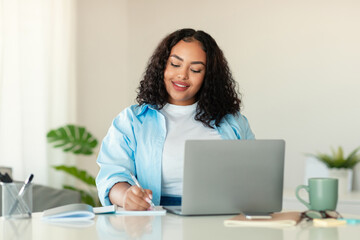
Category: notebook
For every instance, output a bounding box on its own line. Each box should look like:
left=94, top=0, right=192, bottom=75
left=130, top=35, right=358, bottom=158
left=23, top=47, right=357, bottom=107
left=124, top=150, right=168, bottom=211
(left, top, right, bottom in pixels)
left=42, top=203, right=166, bottom=222
left=164, top=139, right=285, bottom=216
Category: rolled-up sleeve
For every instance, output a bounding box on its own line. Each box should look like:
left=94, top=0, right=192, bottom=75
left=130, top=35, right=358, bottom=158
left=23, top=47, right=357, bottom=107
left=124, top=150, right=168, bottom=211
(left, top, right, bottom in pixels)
left=96, top=108, right=137, bottom=206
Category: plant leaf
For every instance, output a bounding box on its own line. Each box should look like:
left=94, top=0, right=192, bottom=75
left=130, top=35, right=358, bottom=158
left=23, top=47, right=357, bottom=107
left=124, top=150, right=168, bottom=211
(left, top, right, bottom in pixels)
left=346, top=147, right=360, bottom=161
left=314, top=153, right=335, bottom=168
left=53, top=165, right=96, bottom=186
left=63, top=185, right=96, bottom=206
left=337, top=146, right=344, bottom=161
left=343, top=147, right=360, bottom=168
left=311, top=146, right=360, bottom=169
left=47, top=124, right=98, bottom=155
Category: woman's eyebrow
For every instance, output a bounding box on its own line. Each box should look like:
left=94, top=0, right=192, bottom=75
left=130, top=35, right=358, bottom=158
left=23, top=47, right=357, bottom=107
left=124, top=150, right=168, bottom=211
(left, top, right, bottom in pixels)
left=191, top=61, right=206, bottom=66
left=170, top=54, right=206, bottom=66
left=170, top=54, right=183, bottom=61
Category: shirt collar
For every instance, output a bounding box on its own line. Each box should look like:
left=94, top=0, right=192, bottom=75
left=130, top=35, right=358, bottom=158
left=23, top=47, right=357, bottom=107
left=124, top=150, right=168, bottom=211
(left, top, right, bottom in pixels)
left=134, top=104, right=158, bottom=116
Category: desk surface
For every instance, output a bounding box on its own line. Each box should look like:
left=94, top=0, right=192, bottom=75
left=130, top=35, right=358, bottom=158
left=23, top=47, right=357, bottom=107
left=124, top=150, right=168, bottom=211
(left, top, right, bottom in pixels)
left=1, top=212, right=360, bottom=240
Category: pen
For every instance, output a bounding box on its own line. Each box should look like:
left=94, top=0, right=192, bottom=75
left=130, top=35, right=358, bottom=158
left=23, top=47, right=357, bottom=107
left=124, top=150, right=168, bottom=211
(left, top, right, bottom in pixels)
left=129, top=172, right=156, bottom=209
left=8, top=174, right=34, bottom=216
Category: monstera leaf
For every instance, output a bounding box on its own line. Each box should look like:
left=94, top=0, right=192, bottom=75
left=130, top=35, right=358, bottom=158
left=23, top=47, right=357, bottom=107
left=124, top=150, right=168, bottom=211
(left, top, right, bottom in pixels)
left=47, top=124, right=100, bottom=206
left=47, top=124, right=98, bottom=155
left=52, top=164, right=99, bottom=206
left=53, top=165, right=96, bottom=186
left=63, top=185, right=97, bottom=206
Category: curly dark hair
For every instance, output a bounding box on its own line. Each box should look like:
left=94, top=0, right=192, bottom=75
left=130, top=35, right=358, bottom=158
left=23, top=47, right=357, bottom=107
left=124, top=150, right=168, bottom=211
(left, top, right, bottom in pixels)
left=136, top=28, right=241, bottom=128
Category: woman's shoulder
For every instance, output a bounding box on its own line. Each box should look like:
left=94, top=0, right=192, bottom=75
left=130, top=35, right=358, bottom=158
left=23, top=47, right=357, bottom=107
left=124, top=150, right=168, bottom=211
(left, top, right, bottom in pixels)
left=221, top=112, right=255, bottom=139
left=223, top=111, right=250, bottom=124
left=115, top=104, right=158, bottom=121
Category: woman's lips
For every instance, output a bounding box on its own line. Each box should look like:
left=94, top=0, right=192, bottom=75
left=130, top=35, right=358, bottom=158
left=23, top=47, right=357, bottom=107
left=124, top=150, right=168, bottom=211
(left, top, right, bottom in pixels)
left=172, top=81, right=189, bottom=91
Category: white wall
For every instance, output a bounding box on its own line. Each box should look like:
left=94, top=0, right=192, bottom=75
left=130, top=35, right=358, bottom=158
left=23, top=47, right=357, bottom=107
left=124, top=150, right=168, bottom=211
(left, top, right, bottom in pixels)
left=77, top=0, right=360, bottom=189
left=76, top=0, right=129, bottom=175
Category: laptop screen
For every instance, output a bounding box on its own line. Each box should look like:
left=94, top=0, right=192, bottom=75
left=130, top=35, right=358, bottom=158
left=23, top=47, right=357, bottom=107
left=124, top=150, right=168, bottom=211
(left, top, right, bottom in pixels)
left=178, top=139, right=285, bottom=216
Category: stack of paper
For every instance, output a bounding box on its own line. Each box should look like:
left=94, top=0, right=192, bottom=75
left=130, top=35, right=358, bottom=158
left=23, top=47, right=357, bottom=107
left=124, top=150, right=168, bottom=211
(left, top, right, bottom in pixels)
left=114, top=206, right=166, bottom=216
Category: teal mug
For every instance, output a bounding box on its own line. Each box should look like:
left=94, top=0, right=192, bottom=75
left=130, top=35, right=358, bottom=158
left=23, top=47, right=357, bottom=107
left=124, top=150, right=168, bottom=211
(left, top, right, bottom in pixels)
left=295, top=178, right=338, bottom=211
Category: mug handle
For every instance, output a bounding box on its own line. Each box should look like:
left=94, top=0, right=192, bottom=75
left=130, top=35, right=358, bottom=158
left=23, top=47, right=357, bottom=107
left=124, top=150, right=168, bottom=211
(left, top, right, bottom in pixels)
left=295, top=185, right=311, bottom=209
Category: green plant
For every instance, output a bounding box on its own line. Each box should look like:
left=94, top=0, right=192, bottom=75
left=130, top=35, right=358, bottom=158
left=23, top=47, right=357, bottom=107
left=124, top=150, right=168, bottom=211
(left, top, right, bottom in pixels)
left=47, top=124, right=100, bottom=206
left=310, top=146, right=360, bottom=169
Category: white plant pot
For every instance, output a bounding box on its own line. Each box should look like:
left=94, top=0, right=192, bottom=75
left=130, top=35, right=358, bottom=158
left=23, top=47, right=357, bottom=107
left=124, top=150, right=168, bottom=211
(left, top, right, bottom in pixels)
left=327, top=168, right=353, bottom=194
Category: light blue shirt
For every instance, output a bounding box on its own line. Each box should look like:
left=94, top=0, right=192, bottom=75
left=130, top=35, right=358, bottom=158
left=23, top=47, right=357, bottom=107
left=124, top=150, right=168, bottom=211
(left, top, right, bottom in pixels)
left=96, top=104, right=255, bottom=206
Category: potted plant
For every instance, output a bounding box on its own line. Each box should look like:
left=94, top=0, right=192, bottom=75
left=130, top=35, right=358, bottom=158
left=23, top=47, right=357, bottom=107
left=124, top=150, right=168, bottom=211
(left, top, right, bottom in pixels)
left=47, top=124, right=100, bottom=206
left=310, top=146, right=360, bottom=194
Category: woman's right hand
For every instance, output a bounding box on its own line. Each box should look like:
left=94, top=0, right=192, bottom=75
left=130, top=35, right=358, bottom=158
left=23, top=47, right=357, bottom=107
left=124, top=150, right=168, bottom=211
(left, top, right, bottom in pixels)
left=109, top=182, right=153, bottom=211
left=122, top=186, right=153, bottom=210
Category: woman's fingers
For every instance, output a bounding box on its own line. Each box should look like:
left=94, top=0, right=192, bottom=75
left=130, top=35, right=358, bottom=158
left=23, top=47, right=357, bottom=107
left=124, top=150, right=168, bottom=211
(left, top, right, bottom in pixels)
left=123, top=186, right=151, bottom=210
left=144, top=189, right=153, bottom=200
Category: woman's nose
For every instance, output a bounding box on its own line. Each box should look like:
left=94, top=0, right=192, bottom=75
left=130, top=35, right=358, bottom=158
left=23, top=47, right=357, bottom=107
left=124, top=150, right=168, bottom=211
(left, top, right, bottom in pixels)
left=177, top=69, right=189, bottom=80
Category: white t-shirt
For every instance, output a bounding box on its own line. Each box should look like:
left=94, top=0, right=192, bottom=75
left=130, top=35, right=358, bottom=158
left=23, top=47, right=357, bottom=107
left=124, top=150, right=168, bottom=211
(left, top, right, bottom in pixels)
left=160, top=102, right=221, bottom=196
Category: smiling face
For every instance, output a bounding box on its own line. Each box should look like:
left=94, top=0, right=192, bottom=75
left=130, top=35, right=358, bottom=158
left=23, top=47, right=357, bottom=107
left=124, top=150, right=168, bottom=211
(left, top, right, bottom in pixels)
left=164, top=39, right=206, bottom=106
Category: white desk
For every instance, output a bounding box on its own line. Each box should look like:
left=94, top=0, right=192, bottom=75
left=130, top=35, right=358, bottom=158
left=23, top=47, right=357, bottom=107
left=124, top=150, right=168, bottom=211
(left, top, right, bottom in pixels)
left=1, top=212, right=360, bottom=240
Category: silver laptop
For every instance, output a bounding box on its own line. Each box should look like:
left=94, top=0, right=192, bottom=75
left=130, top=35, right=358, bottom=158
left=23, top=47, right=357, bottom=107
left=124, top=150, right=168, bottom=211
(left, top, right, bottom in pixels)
left=164, top=139, right=285, bottom=216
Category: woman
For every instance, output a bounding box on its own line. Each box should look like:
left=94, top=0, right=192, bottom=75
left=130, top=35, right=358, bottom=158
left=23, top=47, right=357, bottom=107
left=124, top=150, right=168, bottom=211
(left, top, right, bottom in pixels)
left=96, top=28, right=255, bottom=210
